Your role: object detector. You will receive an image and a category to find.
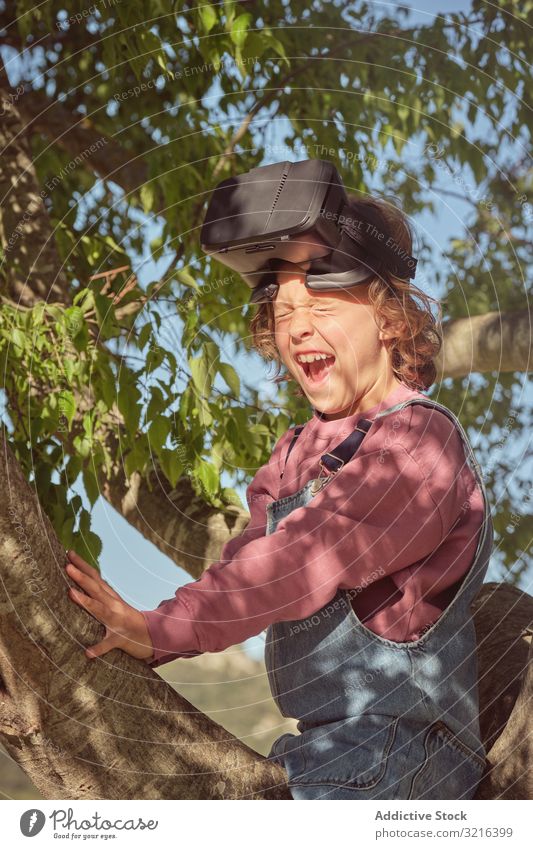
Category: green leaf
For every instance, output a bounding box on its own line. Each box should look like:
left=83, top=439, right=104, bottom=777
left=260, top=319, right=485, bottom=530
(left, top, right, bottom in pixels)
left=196, top=459, right=219, bottom=497
left=230, top=12, right=252, bottom=47
left=124, top=437, right=149, bottom=478
left=58, top=390, right=76, bottom=429
left=83, top=466, right=100, bottom=507
left=198, top=398, right=213, bottom=427
left=218, top=362, right=240, bottom=396
left=138, top=322, right=153, bottom=350
left=96, top=358, right=117, bottom=410
left=221, top=486, right=244, bottom=509
left=146, top=386, right=165, bottom=421
left=223, top=0, right=237, bottom=28
left=148, top=414, right=171, bottom=449
left=64, top=306, right=84, bottom=339
left=241, top=31, right=267, bottom=62
left=199, top=3, right=217, bottom=33
left=117, top=370, right=142, bottom=432
left=145, top=345, right=165, bottom=373
left=189, top=354, right=211, bottom=396
left=157, top=447, right=183, bottom=488
left=73, top=434, right=92, bottom=458
left=140, top=182, right=155, bottom=213
left=12, top=328, right=26, bottom=354
left=175, top=268, right=202, bottom=292
left=73, top=530, right=102, bottom=570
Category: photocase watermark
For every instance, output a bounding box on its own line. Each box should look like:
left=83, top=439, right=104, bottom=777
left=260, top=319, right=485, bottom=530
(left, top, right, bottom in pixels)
left=176, top=273, right=236, bottom=316
left=263, top=142, right=402, bottom=179
left=288, top=570, right=386, bottom=636
left=0, top=83, right=25, bottom=117
left=7, top=506, right=47, bottom=596
left=57, top=395, right=72, bottom=434
left=40, top=137, right=108, bottom=198
left=56, top=0, right=122, bottom=29
left=114, top=55, right=259, bottom=102
left=1, top=136, right=108, bottom=262
left=1, top=203, right=38, bottom=256
left=423, top=141, right=532, bottom=222
left=505, top=480, right=532, bottom=534
left=321, top=207, right=417, bottom=273
left=49, top=806, right=158, bottom=833
left=377, top=405, right=411, bottom=463
left=476, top=408, right=518, bottom=484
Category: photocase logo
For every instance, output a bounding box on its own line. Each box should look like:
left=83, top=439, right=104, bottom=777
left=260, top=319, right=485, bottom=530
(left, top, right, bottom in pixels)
left=20, top=809, right=46, bottom=836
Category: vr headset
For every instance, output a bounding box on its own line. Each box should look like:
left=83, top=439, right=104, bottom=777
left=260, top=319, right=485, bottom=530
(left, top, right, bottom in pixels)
left=200, top=158, right=418, bottom=304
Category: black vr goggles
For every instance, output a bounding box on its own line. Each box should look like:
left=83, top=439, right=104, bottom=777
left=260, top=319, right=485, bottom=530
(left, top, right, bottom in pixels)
left=200, top=158, right=418, bottom=304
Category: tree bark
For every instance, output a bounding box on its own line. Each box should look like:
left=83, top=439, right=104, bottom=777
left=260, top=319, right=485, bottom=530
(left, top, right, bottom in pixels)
left=17, top=89, right=150, bottom=202
left=0, top=430, right=290, bottom=799
left=0, top=87, right=70, bottom=306
left=1, top=431, right=531, bottom=800
left=434, top=309, right=532, bottom=380
left=95, top=431, right=250, bottom=578
left=472, top=582, right=533, bottom=799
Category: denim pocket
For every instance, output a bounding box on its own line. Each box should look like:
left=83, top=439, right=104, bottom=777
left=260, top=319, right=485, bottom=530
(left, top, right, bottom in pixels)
left=264, top=624, right=291, bottom=718
left=408, top=720, right=486, bottom=800
left=280, top=714, right=399, bottom=789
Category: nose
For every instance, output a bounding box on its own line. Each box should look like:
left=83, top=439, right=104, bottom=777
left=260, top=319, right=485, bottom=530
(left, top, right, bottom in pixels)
left=287, top=306, right=315, bottom=340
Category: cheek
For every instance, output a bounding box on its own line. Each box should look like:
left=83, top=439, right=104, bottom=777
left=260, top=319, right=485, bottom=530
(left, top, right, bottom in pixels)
left=274, top=326, right=289, bottom=363
left=274, top=325, right=283, bottom=350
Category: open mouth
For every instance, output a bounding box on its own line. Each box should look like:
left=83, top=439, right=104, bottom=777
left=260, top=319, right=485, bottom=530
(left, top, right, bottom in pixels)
left=296, top=355, right=336, bottom=386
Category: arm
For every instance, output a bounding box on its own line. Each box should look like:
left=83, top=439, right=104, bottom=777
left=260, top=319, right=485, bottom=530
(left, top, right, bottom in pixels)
left=140, top=442, right=464, bottom=666
left=141, top=429, right=292, bottom=667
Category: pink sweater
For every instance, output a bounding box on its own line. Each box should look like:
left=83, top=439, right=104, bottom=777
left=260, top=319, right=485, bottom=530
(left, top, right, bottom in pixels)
left=141, top=383, right=485, bottom=667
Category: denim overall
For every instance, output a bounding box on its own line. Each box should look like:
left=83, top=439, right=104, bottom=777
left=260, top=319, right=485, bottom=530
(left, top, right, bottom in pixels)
left=265, top=398, right=493, bottom=800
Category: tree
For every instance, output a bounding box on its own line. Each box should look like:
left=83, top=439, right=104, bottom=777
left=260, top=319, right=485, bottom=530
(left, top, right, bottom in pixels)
left=0, top=0, right=531, bottom=798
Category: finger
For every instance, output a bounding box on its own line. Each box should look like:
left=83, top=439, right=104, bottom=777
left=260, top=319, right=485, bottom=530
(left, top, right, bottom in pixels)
left=66, top=550, right=98, bottom=575
left=66, top=550, right=122, bottom=601
left=85, top=635, right=118, bottom=659
left=68, top=586, right=108, bottom=623
left=66, top=562, right=109, bottom=604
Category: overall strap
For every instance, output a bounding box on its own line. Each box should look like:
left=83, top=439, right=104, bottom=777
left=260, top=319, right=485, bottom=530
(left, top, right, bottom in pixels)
left=279, top=397, right=425, bottom=480
left=279, top=419, right=373, bottom=479
left=318, top=419, right=373, bottom=475
left=279, top=425, right=304, bottom=479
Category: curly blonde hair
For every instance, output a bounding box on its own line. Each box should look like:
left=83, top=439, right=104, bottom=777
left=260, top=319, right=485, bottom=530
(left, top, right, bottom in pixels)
left=249, top=192, right=442, bottom=396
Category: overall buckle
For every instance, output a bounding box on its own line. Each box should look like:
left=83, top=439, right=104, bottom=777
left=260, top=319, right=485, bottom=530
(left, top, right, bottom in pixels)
left=319, top=452, right=345, bottom=477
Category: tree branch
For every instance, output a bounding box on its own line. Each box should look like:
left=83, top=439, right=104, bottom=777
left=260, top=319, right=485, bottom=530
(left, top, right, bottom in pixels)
left=434, top=309, right=533, bottom=380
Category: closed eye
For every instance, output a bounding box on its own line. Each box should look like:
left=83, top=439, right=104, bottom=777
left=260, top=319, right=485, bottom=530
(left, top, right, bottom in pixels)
left=275, top=305, right=335, bottom=319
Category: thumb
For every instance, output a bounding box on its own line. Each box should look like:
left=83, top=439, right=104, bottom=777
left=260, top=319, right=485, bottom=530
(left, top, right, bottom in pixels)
left=85, top=633, right=119, bottom=659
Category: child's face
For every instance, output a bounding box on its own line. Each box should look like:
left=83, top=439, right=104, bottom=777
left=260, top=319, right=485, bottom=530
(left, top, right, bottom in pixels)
left=273, top=261, right=400, bottom=419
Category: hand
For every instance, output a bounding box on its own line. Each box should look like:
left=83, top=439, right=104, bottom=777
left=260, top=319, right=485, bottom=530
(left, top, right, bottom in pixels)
left=65, top=549, right=154, bottom=662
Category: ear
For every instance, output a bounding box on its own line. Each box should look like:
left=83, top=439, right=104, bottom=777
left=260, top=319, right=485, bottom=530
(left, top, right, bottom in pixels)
left=378, top=316, right=406, bottom=340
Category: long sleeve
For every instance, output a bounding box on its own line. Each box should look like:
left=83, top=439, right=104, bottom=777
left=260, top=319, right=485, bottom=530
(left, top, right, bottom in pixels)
left=140, top=440, right=465, bottom=665
left=140, top=429, right=292, bottom=667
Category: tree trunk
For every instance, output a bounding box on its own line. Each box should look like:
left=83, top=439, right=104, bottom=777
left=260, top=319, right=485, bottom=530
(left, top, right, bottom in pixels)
left=0, top=431, right=531, bottom=800
left=0, top=87, right=70, bottom=306
left=0, top=431, right=290, bottom=799
left=472, top=582, right=533, bottom=799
